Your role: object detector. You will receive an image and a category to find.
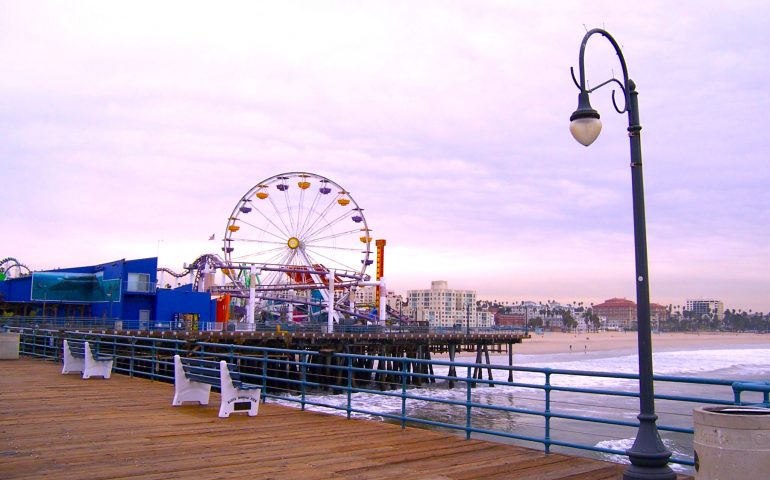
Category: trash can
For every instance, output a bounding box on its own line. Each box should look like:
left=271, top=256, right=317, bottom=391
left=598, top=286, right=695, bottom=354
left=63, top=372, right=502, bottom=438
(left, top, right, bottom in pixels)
left=693, top=405, right=770, bottom=479
left=0, top=332, right=20, bottom=360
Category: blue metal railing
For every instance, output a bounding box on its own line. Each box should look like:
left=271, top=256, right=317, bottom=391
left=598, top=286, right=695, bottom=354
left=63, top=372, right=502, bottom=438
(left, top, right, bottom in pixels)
left=3, top=316, right=529, bottom=335
left=733, top=381, right=770, bottom=405
left=12, top=327, right=768, bottom=471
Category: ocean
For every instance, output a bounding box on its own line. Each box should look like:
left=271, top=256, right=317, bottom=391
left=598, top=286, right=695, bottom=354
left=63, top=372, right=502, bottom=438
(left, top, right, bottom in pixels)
left=275, top=343, right=770, bottom=474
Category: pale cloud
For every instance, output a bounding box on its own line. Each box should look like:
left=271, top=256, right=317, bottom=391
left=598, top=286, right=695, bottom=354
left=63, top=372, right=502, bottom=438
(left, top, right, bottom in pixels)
left=1, top=1, right=769, bottom=311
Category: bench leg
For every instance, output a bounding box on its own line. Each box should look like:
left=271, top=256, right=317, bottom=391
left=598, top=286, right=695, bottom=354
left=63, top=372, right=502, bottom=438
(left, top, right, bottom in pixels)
left=218, top=388, right=261, bottom=418
left=218, top=361, right=260, bottom=418
left=62, top=340, right=85, bottom=375
left=83, top=358, right=114, bottom=379
left=172, top=355, right=211, bottom=406
left=83, top=342, right=114, bottom=379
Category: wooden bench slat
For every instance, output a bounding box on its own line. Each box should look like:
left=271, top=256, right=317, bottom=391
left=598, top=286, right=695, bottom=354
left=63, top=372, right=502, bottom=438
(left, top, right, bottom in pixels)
left=67, top=341, right=114, bottom=360
left=179, top=358, right=260, bottom=390
left=234, top=383, right=260, bottom=390
left=67, top=342, right=86, bottom=358
left=185, top=374, right=220, bottom=386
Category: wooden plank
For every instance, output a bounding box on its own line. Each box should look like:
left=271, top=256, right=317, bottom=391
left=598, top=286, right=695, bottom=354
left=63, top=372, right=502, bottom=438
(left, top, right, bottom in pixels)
left=0, top=358, right=691, bottom=479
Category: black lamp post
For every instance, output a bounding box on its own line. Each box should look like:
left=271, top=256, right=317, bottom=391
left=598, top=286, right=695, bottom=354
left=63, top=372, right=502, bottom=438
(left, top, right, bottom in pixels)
left=569, top=28, right=675, bottom=480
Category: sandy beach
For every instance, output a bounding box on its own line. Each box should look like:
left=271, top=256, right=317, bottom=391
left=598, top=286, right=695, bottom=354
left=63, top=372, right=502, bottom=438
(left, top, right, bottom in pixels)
left=441, top=332, right=769, bottom=357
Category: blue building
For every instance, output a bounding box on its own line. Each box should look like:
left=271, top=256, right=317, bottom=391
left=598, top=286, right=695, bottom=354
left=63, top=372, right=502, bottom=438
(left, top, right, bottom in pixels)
left=0, top=257, right=216, bottom=329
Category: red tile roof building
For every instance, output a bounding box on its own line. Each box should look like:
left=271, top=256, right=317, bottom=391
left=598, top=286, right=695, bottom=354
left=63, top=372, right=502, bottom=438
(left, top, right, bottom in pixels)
left=593, top=298, right=636, bottom=328
left=593, top=298, right=669, bottom=329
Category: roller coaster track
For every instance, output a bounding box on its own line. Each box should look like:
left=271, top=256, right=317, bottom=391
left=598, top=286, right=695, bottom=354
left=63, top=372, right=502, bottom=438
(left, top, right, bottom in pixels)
left=0, top=257, right=31, bottom=277
left=158, top=254, right=246, bottom=292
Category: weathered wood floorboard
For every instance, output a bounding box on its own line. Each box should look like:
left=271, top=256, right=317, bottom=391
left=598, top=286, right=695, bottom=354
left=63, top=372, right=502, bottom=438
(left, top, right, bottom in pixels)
left=1, top=358, right=688, bottom=479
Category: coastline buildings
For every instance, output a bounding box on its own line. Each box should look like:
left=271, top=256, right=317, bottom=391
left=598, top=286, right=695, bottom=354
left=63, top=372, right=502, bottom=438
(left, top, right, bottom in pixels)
left=407, top=281, right=492, bottom=328
left=592, top=298, right=668, bottom=330
left=685, top=298, right=724, bottom=321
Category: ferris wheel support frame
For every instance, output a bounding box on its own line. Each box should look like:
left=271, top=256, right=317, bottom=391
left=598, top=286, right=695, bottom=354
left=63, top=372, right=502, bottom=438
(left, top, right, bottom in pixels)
left=247, top=265, right=258, bottom=324
left=358, top=277, right=387, bottom=325
left=327, top=271, right=335, bottom=332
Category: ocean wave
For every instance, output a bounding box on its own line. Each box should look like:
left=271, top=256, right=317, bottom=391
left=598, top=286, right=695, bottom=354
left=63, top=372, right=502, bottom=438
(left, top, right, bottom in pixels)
left=488, top=345, right=770, bottom=380
left=594, top=437, right=690, bottom=473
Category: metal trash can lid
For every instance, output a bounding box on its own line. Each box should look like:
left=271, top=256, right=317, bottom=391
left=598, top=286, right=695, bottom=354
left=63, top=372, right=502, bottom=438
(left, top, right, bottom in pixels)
left=704, top=406, right=770, bottom=415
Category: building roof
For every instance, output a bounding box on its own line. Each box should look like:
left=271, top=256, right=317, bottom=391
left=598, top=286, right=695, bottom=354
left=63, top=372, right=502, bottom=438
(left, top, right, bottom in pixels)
left=594, top=297, right=636, bottom=308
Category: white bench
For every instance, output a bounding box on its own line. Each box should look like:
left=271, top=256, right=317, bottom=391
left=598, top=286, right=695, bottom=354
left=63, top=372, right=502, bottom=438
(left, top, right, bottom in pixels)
left=172, top=355, right=261, bottom=418
left=62, top=340, right=114, bottom=379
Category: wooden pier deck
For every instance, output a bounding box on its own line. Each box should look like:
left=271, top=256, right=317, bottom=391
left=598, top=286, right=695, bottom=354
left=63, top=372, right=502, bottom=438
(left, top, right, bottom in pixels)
left=0, top=358, right=680, bottom=479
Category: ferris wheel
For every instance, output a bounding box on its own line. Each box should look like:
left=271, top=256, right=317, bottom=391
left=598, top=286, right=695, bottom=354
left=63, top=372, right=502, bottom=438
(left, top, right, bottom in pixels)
left=223, top=172, right=372, bottom=318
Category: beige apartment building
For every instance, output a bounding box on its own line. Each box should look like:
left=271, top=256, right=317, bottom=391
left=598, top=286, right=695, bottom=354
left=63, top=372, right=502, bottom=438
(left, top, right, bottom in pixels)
left=407, top=280, right=491, bottom=328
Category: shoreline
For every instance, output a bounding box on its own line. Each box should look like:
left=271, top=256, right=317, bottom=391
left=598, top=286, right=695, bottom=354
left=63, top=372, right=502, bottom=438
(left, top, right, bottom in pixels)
left=437, top=332, right=769, bottom=357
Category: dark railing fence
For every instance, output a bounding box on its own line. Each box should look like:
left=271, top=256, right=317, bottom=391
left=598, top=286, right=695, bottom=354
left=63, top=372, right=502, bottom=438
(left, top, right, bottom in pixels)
left=2, top=315, right=529, bottom=334
left=10, top=326, right=769, bottom=472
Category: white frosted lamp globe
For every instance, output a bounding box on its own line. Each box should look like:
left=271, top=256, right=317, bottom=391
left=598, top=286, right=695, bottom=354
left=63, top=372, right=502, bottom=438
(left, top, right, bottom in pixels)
left=570, top=117, right=602, bottom=146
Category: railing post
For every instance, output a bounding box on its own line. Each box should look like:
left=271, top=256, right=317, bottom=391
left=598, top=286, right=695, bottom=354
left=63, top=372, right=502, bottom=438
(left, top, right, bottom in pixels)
left=347, top=355, right=353, bottom=419
left=261, top=351, right=268, bottom=403
left=401, top=358, right=408, bottom=429
left=301, top=352, right=307, bottom=411
left=466, top=365, right=472, bottom=440
left=508, top=343, right=513, bottom=383
left=129, top=338, right=135, bottom=377
left=47, top=334, right=54, bottom=358
left=151, top=340, right=158, bottom=381
left=544, top=368, right=552, bottom=454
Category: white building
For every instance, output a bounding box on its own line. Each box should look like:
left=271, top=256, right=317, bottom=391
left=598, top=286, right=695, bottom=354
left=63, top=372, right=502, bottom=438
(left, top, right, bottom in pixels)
left=685, top=299, right=724, bottom=321
left=407, top=281, right=491, bottom=328
left=354, top=286, right=377, bottom=306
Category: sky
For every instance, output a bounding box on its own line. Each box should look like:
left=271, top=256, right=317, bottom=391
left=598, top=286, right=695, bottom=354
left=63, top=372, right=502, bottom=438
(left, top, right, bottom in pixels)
left=1, top=1, right=768, bottom=312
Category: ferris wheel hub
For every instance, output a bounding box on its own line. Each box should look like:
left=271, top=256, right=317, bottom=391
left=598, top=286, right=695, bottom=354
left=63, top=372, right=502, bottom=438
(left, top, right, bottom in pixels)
left=287, top=237, right=300, bottom=250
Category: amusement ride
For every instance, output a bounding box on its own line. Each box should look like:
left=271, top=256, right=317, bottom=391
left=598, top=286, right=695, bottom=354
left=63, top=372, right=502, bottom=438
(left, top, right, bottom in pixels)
left=0, top=257, right=31, bottom=280
left=5, top=173, right=395, bottom=328
left=158, top=172, right=389, bottom=327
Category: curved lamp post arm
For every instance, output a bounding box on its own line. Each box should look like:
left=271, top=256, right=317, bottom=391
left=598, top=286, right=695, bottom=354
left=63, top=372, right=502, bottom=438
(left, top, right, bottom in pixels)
left=571, top=28, right=630, bottom=112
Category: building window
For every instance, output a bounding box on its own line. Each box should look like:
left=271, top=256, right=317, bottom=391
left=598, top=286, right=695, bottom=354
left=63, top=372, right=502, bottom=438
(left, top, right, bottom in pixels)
left=127, top=273, right=151, bottom=292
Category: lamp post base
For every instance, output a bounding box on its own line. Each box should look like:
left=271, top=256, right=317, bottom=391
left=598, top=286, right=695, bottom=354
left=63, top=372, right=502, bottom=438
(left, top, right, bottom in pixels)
left=623, top=464, right=676, bottom=480
left=623, top=414, right=676, bottom=480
